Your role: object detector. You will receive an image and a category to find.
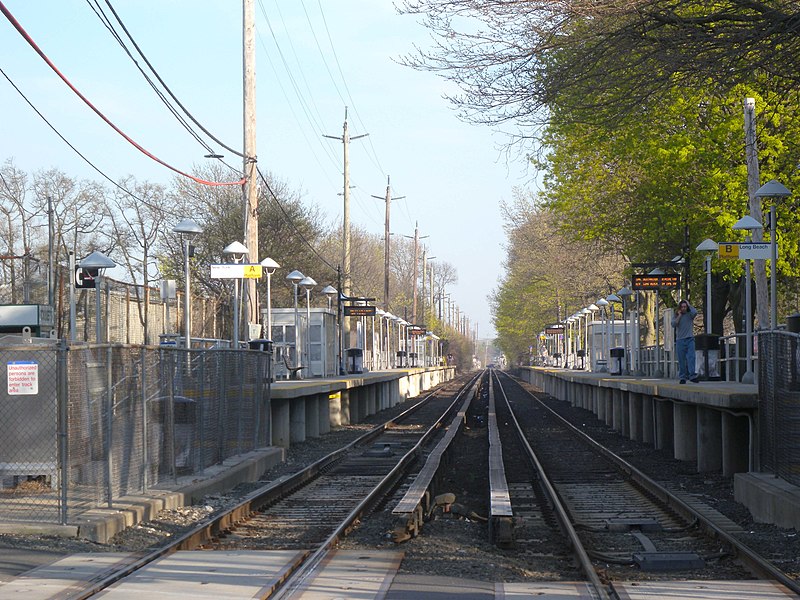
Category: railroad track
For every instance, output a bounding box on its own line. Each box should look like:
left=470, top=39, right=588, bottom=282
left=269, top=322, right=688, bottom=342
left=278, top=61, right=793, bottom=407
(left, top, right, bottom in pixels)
left=44, top=372, right=481, bottom=599
left=493, top=369, right=800, bottom=597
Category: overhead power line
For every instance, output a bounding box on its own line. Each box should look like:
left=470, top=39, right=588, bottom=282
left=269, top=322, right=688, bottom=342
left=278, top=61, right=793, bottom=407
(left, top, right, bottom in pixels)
left=90, top=0, right=245, bottom=159
left=0, top=0, right=244, bottom=187
left=0, top=66, right=181, bottom=218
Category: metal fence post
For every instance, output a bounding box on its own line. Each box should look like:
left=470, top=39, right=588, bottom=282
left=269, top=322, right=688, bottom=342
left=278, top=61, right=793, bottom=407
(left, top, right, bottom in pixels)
left=57, top=340, right=69, bottom=525
left=141, top=346, right=149, bottom=491
left=104, top=344, right=113, bottom=508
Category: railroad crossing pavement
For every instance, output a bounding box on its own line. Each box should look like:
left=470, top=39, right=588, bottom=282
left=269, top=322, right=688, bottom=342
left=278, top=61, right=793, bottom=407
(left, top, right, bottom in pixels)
left=1, top=549, right=796, bottom=599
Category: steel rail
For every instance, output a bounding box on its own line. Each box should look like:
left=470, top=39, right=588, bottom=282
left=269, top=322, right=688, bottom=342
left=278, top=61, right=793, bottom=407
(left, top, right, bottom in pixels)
left=499, top=370, right=800, bottom=596
left=63, top=374, right=476, bottom=599
left=492, top=369, right=611, bottom=600
left=271, top=370, right=484, bottom=599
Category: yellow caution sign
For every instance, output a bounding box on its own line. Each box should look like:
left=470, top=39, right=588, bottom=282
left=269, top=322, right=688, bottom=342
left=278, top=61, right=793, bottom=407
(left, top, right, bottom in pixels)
left=243, top=265, right=263, bottom=278
left=718, top=243, right=739, bottom=259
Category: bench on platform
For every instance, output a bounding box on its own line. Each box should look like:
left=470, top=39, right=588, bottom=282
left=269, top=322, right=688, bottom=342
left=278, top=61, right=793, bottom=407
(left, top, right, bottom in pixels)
left=282, top=355, right=306, bottom=380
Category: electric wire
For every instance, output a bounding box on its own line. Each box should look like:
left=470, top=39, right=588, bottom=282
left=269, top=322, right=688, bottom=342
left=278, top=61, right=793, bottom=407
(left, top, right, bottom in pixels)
left=0, top=0, right=244, bottom=187
left=258, top=0, right=384, bottom=227
left=85, top=0, right=215, bottom=154
left=257, top=165, right=337, bottom=274
left=94, top=0, right=245, bottom=159
left=0, top=65, right=182, bottom=219
left=257, top=31, right=340, bottom=183
left=313, top=0, right=386, bottom=177
left=256, top=165, right=370, bottom=297
left=258, top=0, right=328, bottom=142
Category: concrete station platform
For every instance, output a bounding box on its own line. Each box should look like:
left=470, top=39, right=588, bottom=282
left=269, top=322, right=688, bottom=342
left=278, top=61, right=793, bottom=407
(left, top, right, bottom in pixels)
left=268, top=367, right=454, bottom=447
left=518, top=367, right=800, bottom=531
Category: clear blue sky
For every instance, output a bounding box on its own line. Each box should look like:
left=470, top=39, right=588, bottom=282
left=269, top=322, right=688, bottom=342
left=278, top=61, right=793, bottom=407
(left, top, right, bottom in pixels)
left=0, top=0, right=532, bottom=339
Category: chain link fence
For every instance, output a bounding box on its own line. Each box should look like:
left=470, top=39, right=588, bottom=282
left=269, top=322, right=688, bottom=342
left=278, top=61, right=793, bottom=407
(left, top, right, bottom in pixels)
left=0, top=342, right=271, bottom=524
left=758, top=331, right=800, bottom=486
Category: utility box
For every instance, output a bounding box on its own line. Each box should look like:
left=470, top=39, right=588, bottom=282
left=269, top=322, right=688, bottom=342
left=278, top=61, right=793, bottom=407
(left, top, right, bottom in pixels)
left=0, top=305, right=55, bottom=338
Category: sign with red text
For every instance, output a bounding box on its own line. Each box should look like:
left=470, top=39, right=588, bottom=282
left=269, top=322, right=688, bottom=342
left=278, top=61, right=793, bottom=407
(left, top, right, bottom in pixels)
left=7, top=361, right=38, bottom=395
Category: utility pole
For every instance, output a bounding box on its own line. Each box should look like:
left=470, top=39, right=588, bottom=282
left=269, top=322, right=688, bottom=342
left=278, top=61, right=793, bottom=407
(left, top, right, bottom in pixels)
left=325, top=108, right=368, bottom=345
left=242, top=0, right=258, bottom=341
left=372, top=176, right=404, bottom=311
left=421, top=251, right=435, bottom=327
left=429, top=262, right=435, bottom=322
left=402, top=222, right=428, bottom=324
left=744, top=97, right=768, bottom=327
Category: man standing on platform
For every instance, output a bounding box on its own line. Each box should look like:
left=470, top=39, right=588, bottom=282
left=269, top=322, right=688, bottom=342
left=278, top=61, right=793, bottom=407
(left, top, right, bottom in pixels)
left=672, top=300, right=699, bottom=384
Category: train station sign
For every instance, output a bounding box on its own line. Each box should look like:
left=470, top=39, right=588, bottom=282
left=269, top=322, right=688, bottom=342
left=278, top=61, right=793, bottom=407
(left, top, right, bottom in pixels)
left=210, top=264, right=263, bottom=279
left=718, top=242, right=771, bottom=260
left=632, top=273, right=681, bottom=290
left=545, top=325, right=564, bottom=335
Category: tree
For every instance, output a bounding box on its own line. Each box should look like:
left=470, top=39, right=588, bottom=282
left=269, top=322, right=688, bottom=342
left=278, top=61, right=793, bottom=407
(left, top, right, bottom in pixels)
left=164, top=166, right=332, bottom=338
left=491, top=190, right=624, bottom=363
left=105, top=178, right=170, bottom=344
left=400, top=0, right=800, bottom=131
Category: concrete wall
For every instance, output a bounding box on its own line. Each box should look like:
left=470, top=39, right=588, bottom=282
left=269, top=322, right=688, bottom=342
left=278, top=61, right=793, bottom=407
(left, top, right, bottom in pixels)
left=516, top=366, right=756, bottom=478
left=269, top=366, right=456, bottom=448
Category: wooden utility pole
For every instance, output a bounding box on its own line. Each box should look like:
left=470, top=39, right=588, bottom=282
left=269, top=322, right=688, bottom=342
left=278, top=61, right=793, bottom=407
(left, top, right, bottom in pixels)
left=421, top=251, right=435, bottom=327
left=743, top=97, right=768, bottom=327
left=325, top=108, right=367, bottom=344
left=402, top=222, right=428, bottom=324
left=242, top=0, right=258, bottom=340
left=372, top=176, right=404, bottom=311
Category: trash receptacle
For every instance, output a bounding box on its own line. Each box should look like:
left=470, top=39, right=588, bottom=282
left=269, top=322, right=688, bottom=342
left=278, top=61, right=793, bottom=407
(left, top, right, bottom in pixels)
left=694, top=334, right=720, bottom=381
left=346, top=347, right=363, bottom=374
left=609, top=347, right=624, bottom=375
left=409, top=352, right=418, bottom=367
left=396, top=350, right=407, bottom=368
left=248, top=339, right=274, bottom=353
left=576, top=349, right=586, bottom=370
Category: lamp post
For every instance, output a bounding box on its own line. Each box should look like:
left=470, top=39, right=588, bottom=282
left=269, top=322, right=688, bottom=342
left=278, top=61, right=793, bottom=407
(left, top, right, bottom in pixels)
left=173, top=218, right=203, bottom=349
left=649, top=268, right=665, bottom=377
left=586, top=304, right=598, bottom=369
left=79, top=251, right=116, bottom=343
left=606, top=293, right=620, bottom=340
left=596, top=298, right=609, bottom=370
left=755, top=179, right=792, bottom=330
left=733, top=215, right=763, bottom=383
left=286, top=270, right=305, bottom=366
left=607, top=293, right=621, bottom=371
left=299, top=276, right=317, bottom=374
left=223, top=241, right=249, bottom=348
left=385, top=313, right=395, bottom=367
left=695, top=239, right=718, bottom=334
left=260, top=257, right=280, bottom=341
left=617, top=286, right=634, bottom=374
left=376, top=308, right=386, bottom=369
left=321, top=285, right=338, bottom=375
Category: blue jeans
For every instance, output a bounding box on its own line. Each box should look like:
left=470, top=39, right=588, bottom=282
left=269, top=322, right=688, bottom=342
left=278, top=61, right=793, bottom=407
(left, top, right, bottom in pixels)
left=676, top=336, right=696, bottom=380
